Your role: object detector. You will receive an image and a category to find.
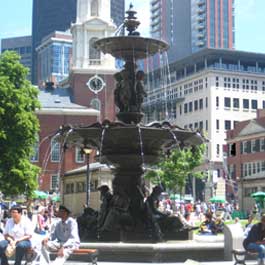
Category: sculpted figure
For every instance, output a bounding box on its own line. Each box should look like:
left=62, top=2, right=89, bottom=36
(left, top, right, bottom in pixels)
left=99, top=185, right=133, bottom=233
left=135, top=70, right=147, bottom=111
left=114, top=70, right=132, bottom=112
left=97, top=185, right=113, bottom=231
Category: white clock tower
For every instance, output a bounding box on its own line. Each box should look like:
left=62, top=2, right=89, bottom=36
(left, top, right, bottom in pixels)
left=71, top=0, right=116, bottom=73
left=69, top=0, right=118, bottom=122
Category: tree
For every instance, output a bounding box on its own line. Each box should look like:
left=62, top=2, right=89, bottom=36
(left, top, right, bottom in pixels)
left=0, top=51, right=40, bottom=196
left=145, top=144, right=205, bottom=194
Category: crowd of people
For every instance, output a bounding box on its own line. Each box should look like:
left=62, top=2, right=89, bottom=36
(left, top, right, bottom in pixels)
left=0, top=191, right=262, bottom=264
left=0, top=203, right=80, bottom=265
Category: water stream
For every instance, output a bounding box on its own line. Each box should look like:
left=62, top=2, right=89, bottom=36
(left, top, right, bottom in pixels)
left=56, top=128, right=73, bottom=178
left=137, top=125, right=145, bottom=166
left=99, top=126, right=107, bottom=163
left=164, top=51, right=172, bottom=120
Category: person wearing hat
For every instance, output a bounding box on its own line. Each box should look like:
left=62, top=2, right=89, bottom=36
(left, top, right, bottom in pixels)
left=41, top=205, right=80, bottom=265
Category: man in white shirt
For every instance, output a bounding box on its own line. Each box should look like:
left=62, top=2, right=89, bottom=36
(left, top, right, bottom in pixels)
left=0, top=205, right=33, bottom=265
left=42, top=205, right=80, bottom=265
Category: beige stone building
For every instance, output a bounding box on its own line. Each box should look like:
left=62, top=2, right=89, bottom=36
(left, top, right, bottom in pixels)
left=62, top=162, right=114, bottom=216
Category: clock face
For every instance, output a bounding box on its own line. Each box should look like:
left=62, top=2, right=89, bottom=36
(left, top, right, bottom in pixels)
left=87, top=75, right=105, bottom=94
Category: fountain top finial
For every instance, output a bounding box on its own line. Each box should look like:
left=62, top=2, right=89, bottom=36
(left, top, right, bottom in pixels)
left=124, top=4, right=140, bottom=36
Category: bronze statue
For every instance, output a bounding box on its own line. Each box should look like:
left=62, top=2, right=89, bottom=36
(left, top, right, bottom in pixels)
left=135, top=70, right=147, bottom=112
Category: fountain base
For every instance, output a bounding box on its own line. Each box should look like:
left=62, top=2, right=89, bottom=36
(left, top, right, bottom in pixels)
left=116, top=112, right=144, bottom=124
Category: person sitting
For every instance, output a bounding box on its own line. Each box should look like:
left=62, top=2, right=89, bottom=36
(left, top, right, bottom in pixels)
left=42, top=205, right=80, bottom=265
left=243, top=214, right=265, bottom=265
left=0, top=205, right=33, bottom=265
left=244, top=214, right=255, bottom=238
left=199, top=212, right=216, bottom=235
left=179, top=212, right=199, bottom=231
left=212, top=216, right=224, bottom=234
left=35, top=206, right=47, bottom=235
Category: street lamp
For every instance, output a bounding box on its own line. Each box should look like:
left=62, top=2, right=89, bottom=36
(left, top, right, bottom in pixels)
left=83, top=148, right=92, bottom=207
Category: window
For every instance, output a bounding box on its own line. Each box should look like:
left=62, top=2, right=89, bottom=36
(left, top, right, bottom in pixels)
left=224, top=97, right=231, bottom=108
left=91, top=0, right=99, bottom=16
left=184, top=103, right=188, bottom=113
left=199, top=98, right=203, bottom=109
left=243, top=141, right=251, bottom=153
left=244, top=187, right=257, bottom=197
left=51, top=175, right=59, bottom=191
left=216, top=96, right=219, bottom=108
left=194, top=100, right=198, bottom=111
left=75, top=147, right=85, bottom=163
left=89, top=37, right=100, bottom=62
left=243, top=99, right=249, bottom=109
left=77, top=182, right=85, bottom=193
left=261, top=139, right=265, bottom=151
left=233, top=98, right=239, bottom=108
left=51, top=138, right=60, bottom=162
left=189, top=102, right=193, bottom=112
left=30, top=135, right=39, bottom=162
left=225, top=120, right=231, bottom=130
left=205, top=97, right=208, bottom=108
left=216, top=120, right=219, bottom=130
left=90, top=98, right=101, bottom=110
left=217, top=144, right=220, bottom=156
left=251, top=99, right=258, bottom=109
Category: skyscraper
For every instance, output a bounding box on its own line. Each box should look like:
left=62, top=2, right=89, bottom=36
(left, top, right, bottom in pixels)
left=32, top=0, right=125, bottom=85
left=32, top=0, right=77, bottom=84
left=150, top=0, right=235, bottom=63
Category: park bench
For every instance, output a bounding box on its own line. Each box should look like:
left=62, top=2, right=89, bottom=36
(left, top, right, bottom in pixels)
left=224, top=224, right=257, bottom=265
left=24, top=247, right=98, bottom=265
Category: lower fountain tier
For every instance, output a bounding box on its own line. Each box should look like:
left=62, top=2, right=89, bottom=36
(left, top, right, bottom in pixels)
left=62, top=122, right=204, bottom=164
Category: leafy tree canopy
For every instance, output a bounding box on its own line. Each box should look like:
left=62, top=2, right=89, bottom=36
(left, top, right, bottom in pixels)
left=0, top=51, right=40, bottom=197
left=145, top=144, right=206, bottom=193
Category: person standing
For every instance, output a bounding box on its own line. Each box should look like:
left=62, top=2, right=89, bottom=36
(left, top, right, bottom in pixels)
left=0, top=205, right=33, bottom=265
left=42, top=205, right=80, bottom=265
left=243, top=214, right=265, bottom=265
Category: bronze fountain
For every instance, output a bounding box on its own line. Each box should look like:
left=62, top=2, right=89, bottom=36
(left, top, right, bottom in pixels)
left=59, top=4, right=204, bottom=242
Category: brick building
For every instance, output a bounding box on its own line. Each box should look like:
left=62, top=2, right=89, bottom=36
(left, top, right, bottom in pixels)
left=32, top=84, right=99, bottom=192
left=226, top=109, right=265, bottom=211
left=33, top=0, right=118, bottom=193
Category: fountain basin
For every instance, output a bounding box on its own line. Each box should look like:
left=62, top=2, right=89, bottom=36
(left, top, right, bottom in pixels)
left=61, top=121, right=203, bottom=165
left=94, top=36, right=169, bottom=60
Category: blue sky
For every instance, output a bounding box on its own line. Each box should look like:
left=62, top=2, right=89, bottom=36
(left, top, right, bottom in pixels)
left=0, top=0, right=265, bottom=53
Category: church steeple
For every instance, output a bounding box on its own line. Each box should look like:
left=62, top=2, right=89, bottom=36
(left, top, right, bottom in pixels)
left=71, top=0, right=116, bottom=71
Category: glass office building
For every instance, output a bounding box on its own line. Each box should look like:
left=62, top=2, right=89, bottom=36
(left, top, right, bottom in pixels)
left=150, top=0, right=235, bottom=64
left=37, top=31, right=72, bottom=85
left=32, top=0, right=125, bottom=85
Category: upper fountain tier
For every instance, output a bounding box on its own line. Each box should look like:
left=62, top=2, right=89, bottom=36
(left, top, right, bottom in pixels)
left=94, top=4, right=169, bottom=61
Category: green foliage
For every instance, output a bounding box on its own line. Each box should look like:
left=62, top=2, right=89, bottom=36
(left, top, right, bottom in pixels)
left=145, top=144, right=205, bottom=193
left=0, top=51, right=40, bottom=196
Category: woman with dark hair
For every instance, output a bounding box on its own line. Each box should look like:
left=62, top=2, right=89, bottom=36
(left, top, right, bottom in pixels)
left=0, top=205, right=33, bottom=265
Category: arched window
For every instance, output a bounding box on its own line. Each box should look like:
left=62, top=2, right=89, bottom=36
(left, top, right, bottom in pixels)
left=31, top=134, right=39, bottom=162
left=51, top=137, right=61, bottom=162
left=89, top=37, right=100, bottom=64
left=90, top=98, right=101, bottom=111
left=91, top=0, right=99, bottom=16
